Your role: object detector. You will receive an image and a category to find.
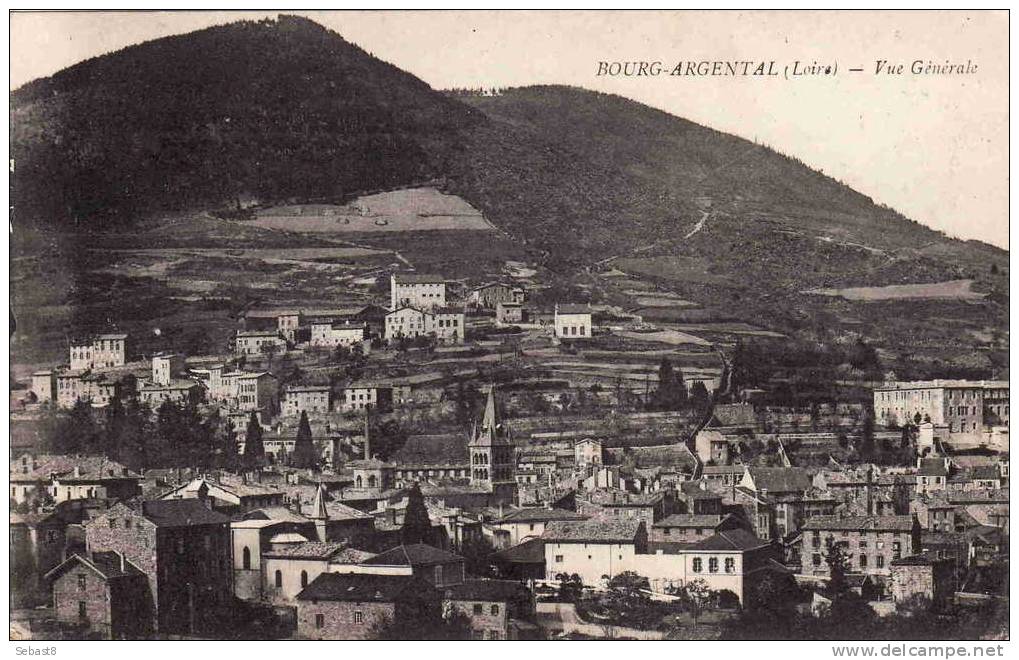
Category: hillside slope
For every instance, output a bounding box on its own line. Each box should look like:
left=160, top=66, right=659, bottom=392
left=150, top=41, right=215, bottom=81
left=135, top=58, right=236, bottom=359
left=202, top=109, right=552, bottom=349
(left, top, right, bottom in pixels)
left=11, top=15, right=479, bottom=226
left=10, top=16, right=1008, bottom=373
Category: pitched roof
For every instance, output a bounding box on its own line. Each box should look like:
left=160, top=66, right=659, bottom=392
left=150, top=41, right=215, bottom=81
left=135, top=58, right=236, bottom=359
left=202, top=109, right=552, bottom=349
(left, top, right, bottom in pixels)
left=443, top=579, right=531, bottom=602
left=264, top=541, right=348, bottom=559
left=389, top=434, right=469, bottom=467
left=392, top=273, right=445, bottom=284
left=494, top=507, right=588, bottom=524
left=603, top=444, right=698, bottom=471
left=296, top=572, right=436, bottom=602
left=361, top=543, right=463, bottom=566
left=493, top=537, right=545, bottom=564
left=556, top=304, right=591, bottom=315
left=918, top=459, right=949, bottom=477
left=747, top=467, right=813, bottom=493
left=11, top=454, right=139, bottom=482
left=800, top=515, right=915, bottom=533
left=140, top=499, right=231, bottom=527
left=541, top=519, right=644, bottom=544
left=686, top=529, right=768, bottom=552
left=45, top=552, right=144, bottom=582
left=653, top=514, right=724, bottom=529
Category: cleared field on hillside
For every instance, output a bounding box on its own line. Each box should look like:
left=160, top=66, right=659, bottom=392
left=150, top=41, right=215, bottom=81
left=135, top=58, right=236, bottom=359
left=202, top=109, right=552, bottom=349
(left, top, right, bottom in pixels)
left=806, top=279, right=985, bottom=301
left=249, top=187, right=493, bottom=234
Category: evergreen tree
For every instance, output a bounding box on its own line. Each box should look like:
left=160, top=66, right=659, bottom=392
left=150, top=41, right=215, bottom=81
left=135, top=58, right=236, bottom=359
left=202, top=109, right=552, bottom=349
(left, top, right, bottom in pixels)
left=653, top=358, right=688, bottom=410
left=291, top=411, right=317, bottom=469
left=689, top=381, right=711, bottom=412
left=243, top=412, right=265, bottom=468
left=401, top=483, right=432, bottom=545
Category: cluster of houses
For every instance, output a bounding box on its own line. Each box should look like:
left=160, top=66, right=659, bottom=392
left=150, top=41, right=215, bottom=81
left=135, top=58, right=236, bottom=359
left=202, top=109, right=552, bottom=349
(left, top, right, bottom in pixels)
left=9, top=268, right=1010, bottom=640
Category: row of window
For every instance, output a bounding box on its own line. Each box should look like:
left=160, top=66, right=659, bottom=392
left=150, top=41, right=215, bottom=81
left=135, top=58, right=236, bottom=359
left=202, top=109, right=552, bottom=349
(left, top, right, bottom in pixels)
left=691, top=557, right=736, bottom=573
left=559, top=325, right=587, bottom=336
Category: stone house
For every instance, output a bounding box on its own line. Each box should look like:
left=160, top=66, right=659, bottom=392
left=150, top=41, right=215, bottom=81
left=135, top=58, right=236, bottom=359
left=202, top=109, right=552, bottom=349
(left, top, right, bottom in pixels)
left=890, top=552, right=957, bottom=610
left=84, top=498, right=233, bottom=636
left=295, top=572, right=441, bottom=640
left=46, top=551, right=148, bottom=639
left=443, top=579, right=538, bottom=640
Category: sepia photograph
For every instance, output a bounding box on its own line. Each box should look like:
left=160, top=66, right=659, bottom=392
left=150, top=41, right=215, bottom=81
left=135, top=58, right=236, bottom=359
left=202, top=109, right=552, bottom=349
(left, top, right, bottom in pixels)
left=7, top=8, right=1009, bottom=646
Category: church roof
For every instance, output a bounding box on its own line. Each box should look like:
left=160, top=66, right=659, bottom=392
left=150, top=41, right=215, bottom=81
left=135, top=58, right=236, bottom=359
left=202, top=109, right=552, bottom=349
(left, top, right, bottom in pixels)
left=472, top=387, right=509, bottom=447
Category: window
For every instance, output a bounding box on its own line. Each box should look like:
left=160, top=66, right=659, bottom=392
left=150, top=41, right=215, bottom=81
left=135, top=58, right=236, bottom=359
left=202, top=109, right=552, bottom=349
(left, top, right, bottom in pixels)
left=315, top=613, right=324, bottom=629
left=242, top=547, right=251, bottom=570
left=353, top=611, right=364, bottom=624
left=108, top=519, right=116, bottom=529
left=812, top=554, right=821, bottom=567
left=724, top=558, right=735, bottom=573
left=78, top=602, right=87, bottom=619
left=78, top=574, right=87, bottom=591
left=859, top=555, right=868, bottom=568
left=529, top=524, right=535, bottom=531
left=555, top=555, right=564, bottom=563
left=876, top=556, right=885, bottom=569
left=709, top=557, right=719, bottom=573
left=275, top=570, right=283, bottom=588
left=473, top=604, right=483, bottom=615
left=859, top=540, right=868, bottom=549
left=491, top=604, right=499, bottom=615
left=692, top=557, right=702, bottom=573
left=124, top=519, right=132, bottom=529
left=176, top=539, right=184, bottom=554
left=434, top=565, right=443, bottom=584
left=876, top=541, right=884, bottom=550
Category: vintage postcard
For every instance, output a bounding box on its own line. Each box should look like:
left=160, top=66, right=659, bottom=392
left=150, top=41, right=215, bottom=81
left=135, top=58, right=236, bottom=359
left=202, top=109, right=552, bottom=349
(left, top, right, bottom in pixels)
left=8, top=9, right=1009, bottom=647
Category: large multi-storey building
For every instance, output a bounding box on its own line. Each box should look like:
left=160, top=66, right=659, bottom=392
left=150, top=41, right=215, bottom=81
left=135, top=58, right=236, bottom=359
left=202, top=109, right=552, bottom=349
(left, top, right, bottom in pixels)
left=390, top=273, right=446, bottom=311
left=873, top=380, right=1009, bottom=435
left=84, top=497, right=233, bottom=636
left=800, top=515, right=921, bottom=580
left=384, top=306, right=464, bottom=344
left=69, top=334, right=128, bottom=370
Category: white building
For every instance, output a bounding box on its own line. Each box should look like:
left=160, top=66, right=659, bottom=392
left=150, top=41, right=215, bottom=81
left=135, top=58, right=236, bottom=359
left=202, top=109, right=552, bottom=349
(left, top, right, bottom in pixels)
left=152, top=353, right=186, bottom=386
left=69, top=333, right=128, bottom=370
left=309, top=321, right=366, bottom=349
left=341, top=384, right=393, bottom=413
left=554, top=304, right=592, bottom=340
left=873, top=380, right=1009, bottom=436
left=542, top=520, right=780, bottom=602
left=235, top=330, right=287, bottom=357
left=30, top=370, right=56, bottom=403
left=283, top=384, right=332, bottom=416
left=384, top=307, right=464, bottom=344
left=390, top=273, right=446, bottom=311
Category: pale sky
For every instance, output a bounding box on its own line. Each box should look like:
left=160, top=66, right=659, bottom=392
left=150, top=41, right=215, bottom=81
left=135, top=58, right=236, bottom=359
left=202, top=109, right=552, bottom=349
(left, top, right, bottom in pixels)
left=10, top=10, right=1009, bottom=249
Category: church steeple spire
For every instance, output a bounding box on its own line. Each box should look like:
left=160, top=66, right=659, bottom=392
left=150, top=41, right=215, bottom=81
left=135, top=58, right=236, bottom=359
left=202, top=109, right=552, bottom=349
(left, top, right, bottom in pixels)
left=310, top=481, right=328, bottom=520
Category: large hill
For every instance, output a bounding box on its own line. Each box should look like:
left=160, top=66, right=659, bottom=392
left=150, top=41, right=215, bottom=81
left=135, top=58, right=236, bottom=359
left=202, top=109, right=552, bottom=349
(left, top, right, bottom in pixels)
left=10, top=15, right=1008, bottom=374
